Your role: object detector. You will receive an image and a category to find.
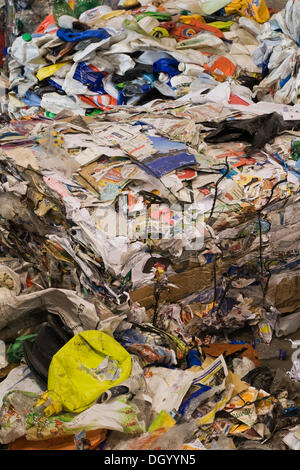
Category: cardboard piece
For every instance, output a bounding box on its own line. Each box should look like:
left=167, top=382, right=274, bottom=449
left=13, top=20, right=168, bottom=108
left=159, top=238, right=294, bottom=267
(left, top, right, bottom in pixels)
left=130, top=262, right=231, bottom=310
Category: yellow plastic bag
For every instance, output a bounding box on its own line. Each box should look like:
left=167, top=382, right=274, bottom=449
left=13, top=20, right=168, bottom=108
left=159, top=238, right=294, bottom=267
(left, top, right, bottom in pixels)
left=47, top=330, right=132, bottom=414
left=36, top=62, right=70, bottom=81
left=178, top=14, right=206, bottom=24
left=225, top=0, right=270, bottom=24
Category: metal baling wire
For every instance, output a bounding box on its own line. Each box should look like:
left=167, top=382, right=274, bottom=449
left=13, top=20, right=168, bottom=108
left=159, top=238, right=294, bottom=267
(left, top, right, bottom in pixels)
left=213, top=256, right=218, bottom=308
left=213, top=176, right=287, bottom=317
left=141, top=188, right=187, bottom=326
left=207, top=157, right=229, bottom=309
left=212, top=168, right=286, bottom=321
left=144, top=193, right=161, bottom=327
left=227, top=394, right=271, bottom=413
left=207, top=157, right=230, bottom=224
left=257, top=177, right=288, bottom=304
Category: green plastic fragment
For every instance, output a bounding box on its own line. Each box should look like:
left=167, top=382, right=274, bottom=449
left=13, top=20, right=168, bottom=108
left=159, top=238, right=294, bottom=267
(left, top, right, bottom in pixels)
left=7, top=334, right=38, bottom=363
left=45, top=111, right=56, bottom=118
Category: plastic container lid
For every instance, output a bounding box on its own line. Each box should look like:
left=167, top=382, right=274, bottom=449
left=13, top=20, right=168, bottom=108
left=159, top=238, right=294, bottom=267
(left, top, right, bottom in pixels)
left=22, top=33, right=32, bottom=42
left=45, top=111, right=56, bottom=118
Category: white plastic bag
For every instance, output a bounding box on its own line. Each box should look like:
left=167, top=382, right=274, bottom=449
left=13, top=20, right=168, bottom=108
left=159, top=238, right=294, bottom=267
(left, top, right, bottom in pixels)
left=41, top=93, right=85, bottom=115
left=144, top=367, right=197, bottom=416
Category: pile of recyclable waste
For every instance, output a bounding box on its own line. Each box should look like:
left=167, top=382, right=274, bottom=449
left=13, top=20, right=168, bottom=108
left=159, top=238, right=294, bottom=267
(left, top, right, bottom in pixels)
left=1, top=0, right=300, bottom=451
